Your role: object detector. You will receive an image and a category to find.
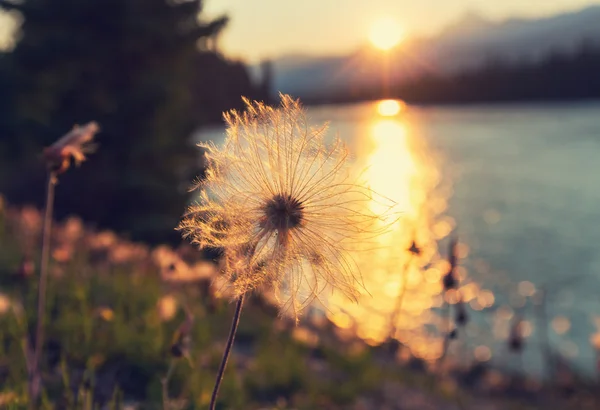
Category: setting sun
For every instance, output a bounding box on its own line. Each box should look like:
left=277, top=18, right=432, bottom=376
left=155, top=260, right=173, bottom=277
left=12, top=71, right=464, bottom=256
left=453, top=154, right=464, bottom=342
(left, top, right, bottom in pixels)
left=377, top=99, right=405, bottom=116
left=369, top=17, right=403, bottom=50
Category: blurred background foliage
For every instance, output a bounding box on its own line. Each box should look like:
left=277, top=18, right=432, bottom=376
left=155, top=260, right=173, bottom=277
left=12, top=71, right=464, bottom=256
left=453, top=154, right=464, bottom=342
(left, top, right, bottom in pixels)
left=0, top=0, right=269, bottom=243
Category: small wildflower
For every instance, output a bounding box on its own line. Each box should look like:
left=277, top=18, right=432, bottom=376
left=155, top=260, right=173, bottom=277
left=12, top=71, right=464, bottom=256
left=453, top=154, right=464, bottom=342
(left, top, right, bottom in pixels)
left=52, top=245, right=73, bottom=263
left=108, top=242, right=149, bottom=264
left=0, top=392, right=18, bottom=406
left=19, top=206, right=42, bottom=237
left=179, top=94, right=393, bottom=318
left=60, top=217, right=84, bottom=243
left=95, top=307, right=114, bottom=322
left=0, top=293, right=11, bottom=315
left=43, top=122, right=99, bottom=175
left=157, top=295, right=178, bottom=321
left=16, top=256, right=35, bottom=279
left=88, top=231, right=118, bottom=250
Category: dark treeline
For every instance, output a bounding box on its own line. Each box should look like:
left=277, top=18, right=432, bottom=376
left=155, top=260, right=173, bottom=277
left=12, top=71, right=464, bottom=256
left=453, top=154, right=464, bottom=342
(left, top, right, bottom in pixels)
left=0, top=0, right=269, bottom=243
left=308, top=40, right=600, bottom=105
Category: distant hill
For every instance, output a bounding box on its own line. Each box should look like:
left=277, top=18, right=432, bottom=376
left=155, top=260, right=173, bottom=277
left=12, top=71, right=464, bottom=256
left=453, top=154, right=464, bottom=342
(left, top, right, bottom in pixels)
left=263, top=5, right=600, bottom=99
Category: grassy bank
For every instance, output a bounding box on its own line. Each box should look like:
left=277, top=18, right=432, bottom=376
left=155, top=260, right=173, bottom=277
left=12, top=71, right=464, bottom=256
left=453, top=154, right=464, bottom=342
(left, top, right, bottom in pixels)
left=0, top=201, right=598, bottom=409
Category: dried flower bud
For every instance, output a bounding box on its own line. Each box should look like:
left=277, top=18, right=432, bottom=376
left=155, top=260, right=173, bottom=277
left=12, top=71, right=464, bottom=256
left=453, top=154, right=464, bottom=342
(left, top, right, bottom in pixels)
left=508, top=315, right=524, bottom=353
left=442, top=271, right=457, bottom=291
left=43, top=122, right=99, bottom=174
left=408, top=240, right=421, bottom=256
left=448, top=328, right=458, bottom=340
left=443, top=235, right=459, bottom=291
left=455, top=300, right=469, bottom=327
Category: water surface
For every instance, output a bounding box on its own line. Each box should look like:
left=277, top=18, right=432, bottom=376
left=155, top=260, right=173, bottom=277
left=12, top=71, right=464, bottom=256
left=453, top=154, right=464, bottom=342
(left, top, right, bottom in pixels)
left=197, top=100, right=600, bottom=377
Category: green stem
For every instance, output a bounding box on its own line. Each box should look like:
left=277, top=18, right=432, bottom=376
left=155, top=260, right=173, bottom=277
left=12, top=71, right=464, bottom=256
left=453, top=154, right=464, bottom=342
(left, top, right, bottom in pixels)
left=209, top=295, right=245, bottom=410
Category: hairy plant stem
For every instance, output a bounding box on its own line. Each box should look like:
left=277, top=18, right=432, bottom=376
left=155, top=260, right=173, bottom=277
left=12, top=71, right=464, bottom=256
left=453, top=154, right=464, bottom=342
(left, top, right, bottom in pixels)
left=388, top=256, right=412, bottom=341
left=437, top=301, right=453, bottom=372
left=161, top=360, right=176, bottom=410
left=209, top=294, right=245, bottom=410
left=29, top=172, right=57, bottom=405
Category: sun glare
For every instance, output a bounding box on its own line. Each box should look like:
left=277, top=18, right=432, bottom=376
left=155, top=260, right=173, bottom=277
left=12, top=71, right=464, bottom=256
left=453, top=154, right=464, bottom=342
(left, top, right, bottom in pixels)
left=326, top=114, right=465, bottom=359
left=369, top=17, right=403, bottom=51
left=377, top=99, right=404, bottom=117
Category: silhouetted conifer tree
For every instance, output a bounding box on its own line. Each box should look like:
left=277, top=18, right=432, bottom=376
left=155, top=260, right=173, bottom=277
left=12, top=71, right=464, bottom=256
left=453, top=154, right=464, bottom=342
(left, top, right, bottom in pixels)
left=0, top=0, right=258, bottom=242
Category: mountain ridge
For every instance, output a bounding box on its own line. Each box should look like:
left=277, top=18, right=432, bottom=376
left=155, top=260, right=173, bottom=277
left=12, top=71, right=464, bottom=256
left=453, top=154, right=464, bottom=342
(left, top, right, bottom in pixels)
left=262, top=5, right=600, bottom=98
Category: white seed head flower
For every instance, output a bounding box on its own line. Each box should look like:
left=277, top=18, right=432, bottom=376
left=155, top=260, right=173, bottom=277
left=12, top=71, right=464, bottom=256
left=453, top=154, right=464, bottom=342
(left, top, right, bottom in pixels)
left=179, top=95, right=393, bottom=318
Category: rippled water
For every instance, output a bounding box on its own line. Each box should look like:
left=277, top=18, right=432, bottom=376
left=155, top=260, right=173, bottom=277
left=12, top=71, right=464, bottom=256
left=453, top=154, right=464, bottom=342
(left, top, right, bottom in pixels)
left=197, top=99, right=600, bottom=377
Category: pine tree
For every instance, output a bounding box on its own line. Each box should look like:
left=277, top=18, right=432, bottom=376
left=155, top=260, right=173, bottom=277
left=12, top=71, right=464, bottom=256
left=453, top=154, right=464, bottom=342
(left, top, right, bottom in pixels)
left=0, top=0, right=256, bottom=242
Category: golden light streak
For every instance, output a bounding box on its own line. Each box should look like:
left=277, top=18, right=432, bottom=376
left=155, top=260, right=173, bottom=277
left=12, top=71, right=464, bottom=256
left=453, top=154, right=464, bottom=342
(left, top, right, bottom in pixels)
left=320, top=102, right=495, bottom=362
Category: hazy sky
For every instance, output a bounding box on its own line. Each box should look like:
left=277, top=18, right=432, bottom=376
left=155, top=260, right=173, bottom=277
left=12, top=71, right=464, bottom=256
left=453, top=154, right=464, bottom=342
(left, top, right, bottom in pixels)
left=203, top=0, right=600, bottom=62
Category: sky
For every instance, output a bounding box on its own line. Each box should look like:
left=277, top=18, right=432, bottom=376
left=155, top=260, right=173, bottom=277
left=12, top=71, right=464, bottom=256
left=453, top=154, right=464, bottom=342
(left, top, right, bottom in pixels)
left=203, top=0, right=600, bottom=62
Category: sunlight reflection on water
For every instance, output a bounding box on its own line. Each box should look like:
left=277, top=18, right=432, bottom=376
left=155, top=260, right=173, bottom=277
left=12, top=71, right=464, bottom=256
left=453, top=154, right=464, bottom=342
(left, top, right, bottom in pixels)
left=196, top=99, right=600, bottom=377
left=323, top=100, right=492, bottom=362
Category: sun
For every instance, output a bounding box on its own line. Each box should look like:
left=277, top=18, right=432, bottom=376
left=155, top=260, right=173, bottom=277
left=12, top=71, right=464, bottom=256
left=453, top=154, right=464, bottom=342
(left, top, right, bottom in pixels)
left=376, top=99, right=404, bottom=117
left=369, top=17, right=403, bottom=51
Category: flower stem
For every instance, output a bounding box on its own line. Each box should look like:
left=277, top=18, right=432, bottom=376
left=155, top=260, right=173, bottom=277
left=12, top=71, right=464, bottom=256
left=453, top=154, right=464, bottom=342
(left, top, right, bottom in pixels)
left=209, top=294, right=245, bottom=410
left=388, top=256, right=411, bottom=340
left=29, top=172, right=57, bottom=403
left=161, top=360, right=176, bottom=410
left=437, top=302, right=452, bottom=371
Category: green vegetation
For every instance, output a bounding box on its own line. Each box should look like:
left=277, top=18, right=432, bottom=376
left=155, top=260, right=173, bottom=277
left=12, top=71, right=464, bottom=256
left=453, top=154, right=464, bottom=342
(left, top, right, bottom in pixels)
left=0, top=203, right=463, bottom=409
left=1, top=202, right=598, bottom=409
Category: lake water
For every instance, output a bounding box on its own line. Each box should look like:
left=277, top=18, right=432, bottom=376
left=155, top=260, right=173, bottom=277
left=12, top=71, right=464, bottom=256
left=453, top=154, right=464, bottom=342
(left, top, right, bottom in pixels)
left=196, top=99, right=600, bottom=378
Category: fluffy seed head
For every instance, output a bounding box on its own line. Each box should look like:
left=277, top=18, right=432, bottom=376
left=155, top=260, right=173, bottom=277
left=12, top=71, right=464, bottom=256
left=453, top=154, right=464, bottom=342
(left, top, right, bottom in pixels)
left=178, top=94, right=393, bottom=318
left=263, top=193, right=305, bottom=231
